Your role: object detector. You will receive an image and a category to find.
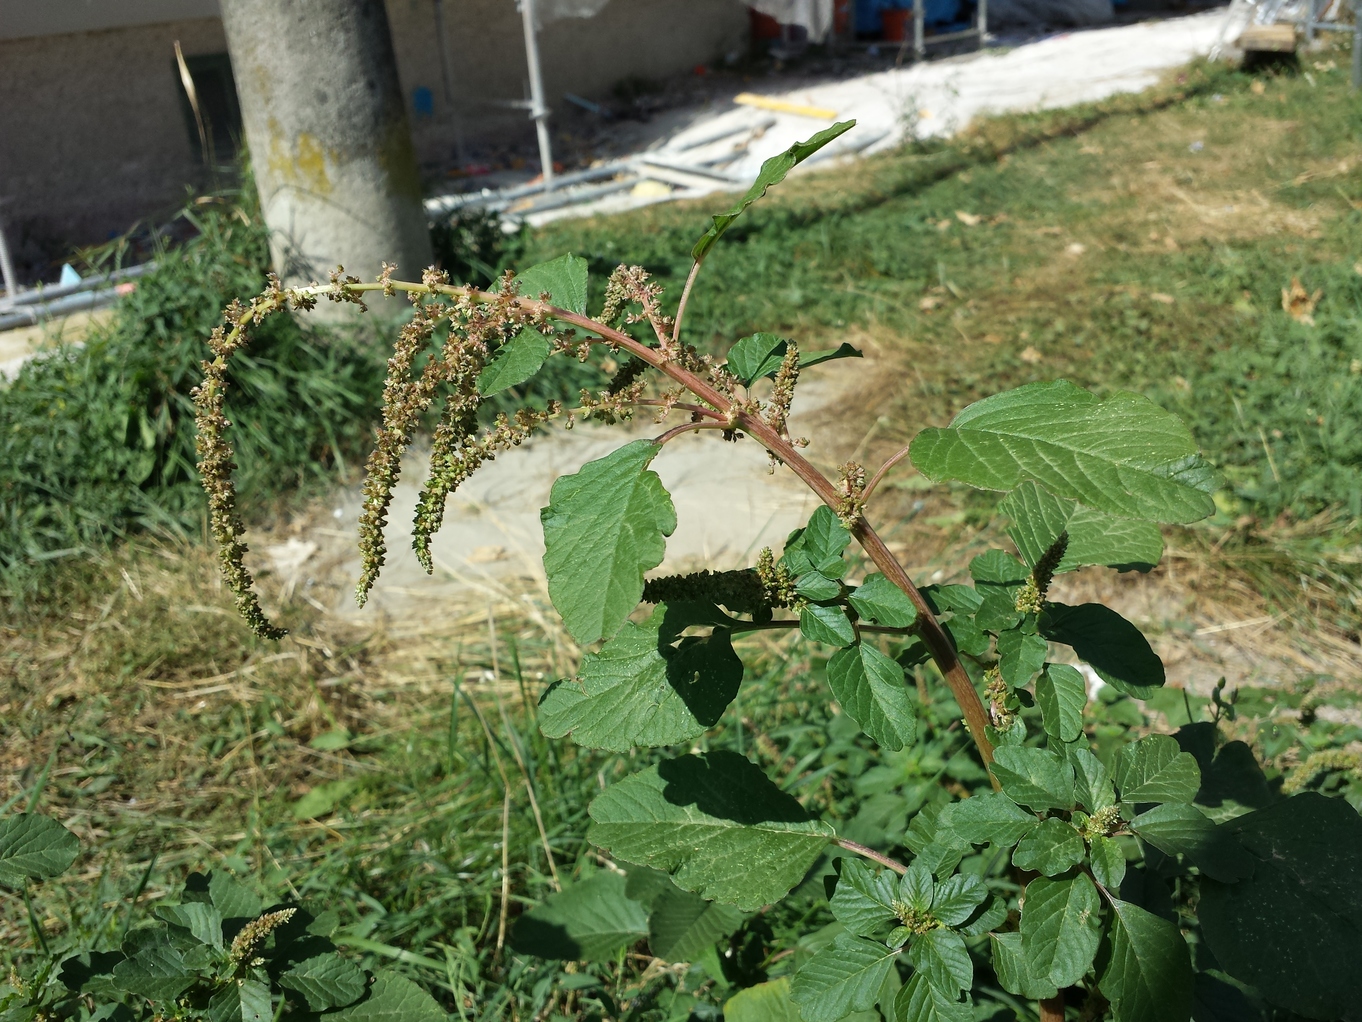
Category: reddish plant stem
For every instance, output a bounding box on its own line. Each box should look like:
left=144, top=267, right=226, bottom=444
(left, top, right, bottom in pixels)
left=833, top=838, right=909, bottom=875
left=307, top=279, right=997, bottom=769
left=654, top=421, right=732, bottom=445
left=861, top=444, right=913, bottom=506
left=1040, top=995, right=1066, bottom=1022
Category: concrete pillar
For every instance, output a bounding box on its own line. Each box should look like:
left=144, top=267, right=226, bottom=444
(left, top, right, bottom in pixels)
left=219, top=0, right=432, bottom=293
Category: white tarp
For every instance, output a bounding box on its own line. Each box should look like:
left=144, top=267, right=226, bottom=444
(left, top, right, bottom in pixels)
left=745, top=0, right=835, bottom=41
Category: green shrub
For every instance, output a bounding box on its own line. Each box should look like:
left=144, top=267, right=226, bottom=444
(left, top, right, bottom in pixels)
left=0, top=187, right=389, bottom=599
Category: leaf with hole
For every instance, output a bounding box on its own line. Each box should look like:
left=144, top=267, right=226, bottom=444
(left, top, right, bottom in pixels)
left=509, top=871, right=649, bottom=961
left=0, top=813, right=79, bottom=886
left=1020, top=874, right=1102, bottom=987
left=1035, top=664, right=1087, bottom=742
left=1114, top=735, right=1200, bottom=805
left=989, top=746, right=1075, bottom=812
left=1041, top=603, right=1164, bottom=696
left=587, top=752, right=833, bottom=911
left=790, top=933, right=898, bottom=1022
left=207, top=973, right=272, bottom=1022
left=542, top=440, right=676, bottom=645
left=1098, top=898, right=1193, bottom=1022
left=826, top=643, right=916, bottom=750
left=692, top=121, right=856, bottom=261
left=539, top=605, right=742, bottom=751
left=999, top=481, right=1164, bottom=573
left=909, top=381, right=1217, bottom=523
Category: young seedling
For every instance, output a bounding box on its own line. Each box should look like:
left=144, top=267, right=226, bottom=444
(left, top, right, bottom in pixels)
left=196, top=123, right=1362, bottom=1022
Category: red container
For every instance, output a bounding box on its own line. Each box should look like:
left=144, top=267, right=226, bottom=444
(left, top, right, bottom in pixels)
left=750, top=8, right=782, bottom=39
left=834, top=0, right=853, bottom=34
left=881, top=8, right=911, bottom=40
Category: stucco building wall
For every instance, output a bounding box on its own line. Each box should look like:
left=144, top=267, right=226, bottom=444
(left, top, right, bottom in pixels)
left=0, top=0, right=748, bottom=270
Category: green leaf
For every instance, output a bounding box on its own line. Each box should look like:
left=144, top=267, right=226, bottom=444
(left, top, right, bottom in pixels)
left=847, top=574, right=918, bottom=628
left=826, top=643, right=916, bottom=751
left=725, top=978, right=805, bottom=1022
left=989, top=747, right=1075, bottom=813
left=1020, top=874, right=1102, bottom=987
left=208, top=974, right=272, bottom=1022
left=1035, top=664, right=1087, bottom=742
left=957, top=895, right=1007, bottom=938
left=999, top=481, right=1165, bottom=573
left=893, top=973, right=971, bottom=1022
left=1199, top=793, right=1362, bottom=1020
left=509, top=871, right=649, bottom=961
left=803, top=506, right=851, bottom=574
left=587, top=752, right=833, bottom=910
left=1069, top=746, right=1116, bottom=813
left=1113, top=735, right=1200, bottom=805
left=648, top=886, right=744, bottom=962
left=909, top=381, right=1217, bottom=523
left=937, top=793, right=1039, bottom=847
left=790, top=933, right=898, bottom=1022
left=1129, top=804, right=1253, bottom=882
left=542, top=440, right=677, bottom=645
left=995, top=631, right=1048, bottom=689
left=1011, top=818, right=1085, bottom=877
left=908, top=929, right=971, bottom=996
left=1099, top=899, right=1193, bottom=1022
left=1040, top=603, right=1164, bottom=696
left=800, top=604, right=856, bottom=647
left=293, top=778, right=360, bottom=820
left=989, top=932, right=1057, bottom=1000
left=208, top=871, right=262, bottom=921
left=930, top=873, right=988, bottom=927
left=830, top=858, right=900, bottom=938
left=795, top=571, right=842, bottom=602
left=692, top=121, right=856, bottom=261
left=279, top=954, right=368, bottom=1011
left=539, top=606, right=742, bottom=751
left=510, top=253, right=589, bottom=314
left=970, top=549, right=1029, bottom=585
left=725, top=333, right=864, bottom=386
left=326, top=971, right=447, bottom=1022
left=0, top=813, right=79, bottom=885
left=155, top=902, right=223, bottom=948
left=1088, top=835, right=1126, bottom=890
left=112, top=945, right=194, bottom=1000
left=898, top=862, right=935, bottom=913
left=477, top=329, right=553, bottom=396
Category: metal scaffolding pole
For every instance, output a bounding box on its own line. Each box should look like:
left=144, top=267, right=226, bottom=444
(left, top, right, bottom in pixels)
left=519, top=0, right=555, bottom=190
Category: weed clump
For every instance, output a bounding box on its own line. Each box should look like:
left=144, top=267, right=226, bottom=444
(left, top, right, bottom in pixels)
left=0, top=185, right=388, bottom=603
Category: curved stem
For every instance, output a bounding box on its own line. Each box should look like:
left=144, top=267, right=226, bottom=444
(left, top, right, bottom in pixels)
left=671, top=259, right=704, bottom=345
left=833, top=838, right=909, bottom=875
left=862, top=444, right=913, bottom=507
left=654, top=421, right=732, bottom=445
left=299, top=277, right=996, bottom=769
left=634, top=399, right=726, bottom=421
